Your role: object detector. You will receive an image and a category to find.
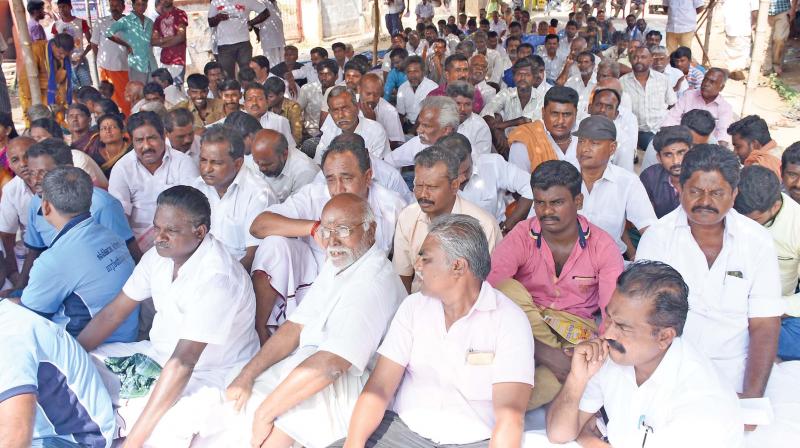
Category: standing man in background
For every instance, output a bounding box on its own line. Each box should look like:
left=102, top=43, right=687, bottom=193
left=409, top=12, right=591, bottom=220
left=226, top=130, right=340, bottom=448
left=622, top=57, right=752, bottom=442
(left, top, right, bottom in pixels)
left=107, top=0, right=157, bottom=84
left=663, top=0, right=705, bottom=53
left=208, top=0, right=271, bottom=79
left=153, top=0, right=188, bottom=88
left=259, top=0, right=286, bottom=67
left=385, top=0, right=406, bottom=37
left=91, top=0, right=130, bottom=115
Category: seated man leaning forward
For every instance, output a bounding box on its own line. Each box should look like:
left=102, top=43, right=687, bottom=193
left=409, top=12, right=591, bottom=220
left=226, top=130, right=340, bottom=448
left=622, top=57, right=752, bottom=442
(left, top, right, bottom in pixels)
left=488, top=160, right=624, bottom=410
left=546, top=261, right=743, bottom=447
left=249, top=134, right=405, bottom=343
left=77, top=186, right=260, bottom=447
left=0, top=301, right=115, bottom=448
left=225, top=193, right=407, bottom=448
left=331, top=214, right=535, bottom=448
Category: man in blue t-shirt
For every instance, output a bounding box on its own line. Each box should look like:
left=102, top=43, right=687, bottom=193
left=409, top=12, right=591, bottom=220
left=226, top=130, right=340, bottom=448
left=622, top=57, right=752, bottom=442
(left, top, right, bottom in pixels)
left=4, top=138, right=141, bottom=296
left=18, top=166, right=138, bottom=342
left=0, top=300, right=115, bottom=447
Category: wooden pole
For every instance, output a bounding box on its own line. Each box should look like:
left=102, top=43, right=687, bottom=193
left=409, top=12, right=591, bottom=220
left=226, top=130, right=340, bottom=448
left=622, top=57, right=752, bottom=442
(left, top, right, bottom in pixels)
left=702, top=0, right=715, bottom=66
left=743, top=0, right=772, bottom=114
left=10, top=0, right=42, bottom=105
left=373, top=1, right=380, bottom=67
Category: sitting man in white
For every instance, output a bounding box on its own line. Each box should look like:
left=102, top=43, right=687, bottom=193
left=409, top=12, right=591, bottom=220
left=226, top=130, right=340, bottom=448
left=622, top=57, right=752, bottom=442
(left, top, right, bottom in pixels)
left=384, top=96, right=461, bottom=169
left=243, top=83, right=297, bottom=149
left=446, top=81, right=493, bottom=157
left=332, top=214, right=535, bottom=447
left=546, top=261, right=743, bottom=447
left=77, top=186, right=260, bottom=447
left=192, top=126, right=277, bottom=272
left=249, top=129, right=320, bottom=203
left=108, top=111, right=199, bottom=252
left=225, top=193, right=407, bottom=448
left=249, top=136, right=405, bottom=343
left=315, top=86, right=390, bottom=163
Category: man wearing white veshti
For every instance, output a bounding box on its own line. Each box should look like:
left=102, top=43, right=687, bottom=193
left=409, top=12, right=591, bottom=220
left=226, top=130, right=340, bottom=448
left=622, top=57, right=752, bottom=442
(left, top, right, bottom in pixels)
left=225, top=193, right=406, bottom=448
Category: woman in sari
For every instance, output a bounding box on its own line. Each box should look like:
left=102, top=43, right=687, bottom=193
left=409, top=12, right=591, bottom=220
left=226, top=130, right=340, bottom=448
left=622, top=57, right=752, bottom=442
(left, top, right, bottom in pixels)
left=0, top=112, right=20, bottom=190
left=94, top=113, right=130, bottom=177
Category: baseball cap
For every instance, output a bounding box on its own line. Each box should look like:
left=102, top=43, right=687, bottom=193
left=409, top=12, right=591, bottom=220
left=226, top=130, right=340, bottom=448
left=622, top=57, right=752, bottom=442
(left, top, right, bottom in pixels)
left=572, top=115, right=616, bottom=140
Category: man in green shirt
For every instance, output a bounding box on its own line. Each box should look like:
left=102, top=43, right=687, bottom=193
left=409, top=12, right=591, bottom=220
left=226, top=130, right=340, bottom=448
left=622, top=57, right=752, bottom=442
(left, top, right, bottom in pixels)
left=107, top=0, right=156, bottom=83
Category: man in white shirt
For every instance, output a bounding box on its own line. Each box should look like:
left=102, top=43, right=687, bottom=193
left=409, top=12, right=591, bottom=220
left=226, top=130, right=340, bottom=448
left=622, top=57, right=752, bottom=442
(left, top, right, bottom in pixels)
left=439, top=133, right=532, bottom=229
left=663, top=0, right=705, bottom=53
left=78, top=185, right=260, bottom=446
left=90, top=0, right=130, bottom=113
left=539, top=34, right=564, bottom=84
left=335, top=214, right=534, bottom=447
left=249, top=137, right=405, bottom=343
left=587, top=84, right=639, bottom=173
left=358, top=73, right=405, bottom=149
left=225, top=193, right=407, bottom=448
left=257, top=0, right=285, bottom=67
left=164, top=108, right=201, bottom=166
left=384, top=96, right=460, bottom=169
left=446, top=81, right=493, bottom=157
left=482, top=58, right=542, bottom=155
left=650, top=45, right=687, bottom=97
left=192, top=126, right=276, bottom=272
left=574, top=116, right=657, bottom=256
left=723, top=0, right=759, bottom=76
left=490, top=10, right=508, bottom=37
left=620, top=47, right=677, bottom=151
left=547, top=261, right=744, bottom=447
left=563, top=51, right=597, bottom=105
left=396, top=55, right=439, bottom=132
left=244, top=83, right=297, bottom=149
left=471, top=31, right=505, bottom=84
left=151, top=68, right=189, bottom=106
left=469, top=54, right=497, bottom=108
left=0, top=137, right=35, bottom=287
left=636, top=145, right=784, bottom=426
left=315, top=86, right=391, bottom=163
left=108, top=111, right=200, bottom=252
left=207, top=0, right=270, bottom=79
left=249, top=129, right=319, bottom=203
left=296, top=59, right=339, bottom=139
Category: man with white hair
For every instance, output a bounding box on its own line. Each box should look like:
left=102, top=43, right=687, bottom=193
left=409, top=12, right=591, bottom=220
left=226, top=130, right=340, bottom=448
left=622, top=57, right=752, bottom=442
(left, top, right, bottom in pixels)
left=315, top=86, right=390, bottom=163
left=249, top=135, right=405, bottom=343
left=225, top=193, right=407, bottom=448
left=446, top=81, right=493, bottom=157
left=384, top=96, right=461, bottom=169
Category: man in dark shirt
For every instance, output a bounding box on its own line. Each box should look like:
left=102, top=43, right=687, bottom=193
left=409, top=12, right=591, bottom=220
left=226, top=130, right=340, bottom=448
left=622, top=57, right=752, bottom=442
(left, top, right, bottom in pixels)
left=270, top=45, right=307, bottom=91
left=639, top=126, right=692, bottom=218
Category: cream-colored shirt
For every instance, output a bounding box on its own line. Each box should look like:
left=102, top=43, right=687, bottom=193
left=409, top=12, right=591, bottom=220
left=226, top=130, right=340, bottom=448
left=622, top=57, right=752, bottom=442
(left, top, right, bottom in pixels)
left=764, top=194, right=800, bottom=316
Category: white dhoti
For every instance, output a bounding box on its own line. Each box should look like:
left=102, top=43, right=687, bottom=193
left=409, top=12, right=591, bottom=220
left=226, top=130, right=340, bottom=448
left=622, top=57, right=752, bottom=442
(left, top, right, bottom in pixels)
left=725, top=35, right=752, bottom=72
left=251, top=236, right=320, bottom=328
left=91, top=341, right=241, bottom=448
left=225, top=346, right=368, bottom=448
left=746, top=361, right=800, bottom=446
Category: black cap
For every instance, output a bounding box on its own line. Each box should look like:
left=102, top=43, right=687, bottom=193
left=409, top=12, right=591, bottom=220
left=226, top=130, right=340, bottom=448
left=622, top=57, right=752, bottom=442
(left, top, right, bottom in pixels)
left=572, top=115, right=616, bottom=140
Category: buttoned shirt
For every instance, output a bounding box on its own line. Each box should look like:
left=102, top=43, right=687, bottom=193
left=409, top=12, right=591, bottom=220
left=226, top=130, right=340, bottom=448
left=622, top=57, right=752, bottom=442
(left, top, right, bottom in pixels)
left=488, top=215, right=623, bottom=320
left=770, top=0, right=792, bottom=15
left=383, top=135, right=430, bottom=168
left=509, top=131, right=579, bottom=174
left=267, top=182, right=405, bottom=257
left=192, top=167, right=276, bottom=260
left=259, top=111, right=297, bottom=149
left=620, top=70, right=678, bottom=132
left=289, top=245, right=406, bottom=376
left=188, top=98, right=226, bottom=130
left=0, top=176, right=33, bottom=236
left=565, top=73, right=597, bottom=105
left=92, top=15, right=128, bottom=72
left=166, top=134, right=201, bottom=167
left=542, top=52, right=565, bottom=82
left=481, top=87, right=542, bottom=124
left=661, top=89, right=734, bottom=145
left=475, top=80, right=497, bottom=107
left=208, top=0, right=266, bottom=46
left=315, top=117, right=390, bottom=163
left=296, top=81, right=325, bottom=137
left=396, top=78, right=439, bottom=124
left=108, top=148, right=199, bottom=248
left=124, top=235, right=259, bottom=371
left=458, top=113, right=493, bottom=156
left=393, top=196, right=501, bottom=292
left=415, top=2, right=434, bottom=20
left=639, top=164, right=680, bottom=218
left=279, top=99, right=304, bottom=144
left=490, top=19, right=508, bottom=35
left=664, top=0, right=705, bottom=33
left=636, top=208, right=784, bottom=392
left=764, top=194, right=800, bottom=316
left=580, top=163, right=657, bottom=253
left=579, top=338, right=744, bottom=447
left=107, top=13, right=156, bottom=73
left=378, top=282, right=535, bottom=444
left=460, top=153, right=533, bottom=221
left=245, top=147, right=319, bottom=203
left=375, top=98, right=406, bottom=144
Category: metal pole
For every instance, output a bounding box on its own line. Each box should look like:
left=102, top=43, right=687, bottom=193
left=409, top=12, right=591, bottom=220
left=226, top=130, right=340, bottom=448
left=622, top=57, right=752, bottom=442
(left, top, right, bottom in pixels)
left=743, top=0, right=772, bottom=114
left=10, top=0, right=42, bottom=105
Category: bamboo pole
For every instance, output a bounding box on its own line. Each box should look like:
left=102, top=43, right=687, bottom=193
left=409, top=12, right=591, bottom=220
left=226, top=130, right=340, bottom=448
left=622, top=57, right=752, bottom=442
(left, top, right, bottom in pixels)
left=373, top=1, right=380, bottom=67
left=10, top=0, right=43, bottom=105
left=743, top=0, right=772, bottom=114
left=702, top=0, right=715, bottom=66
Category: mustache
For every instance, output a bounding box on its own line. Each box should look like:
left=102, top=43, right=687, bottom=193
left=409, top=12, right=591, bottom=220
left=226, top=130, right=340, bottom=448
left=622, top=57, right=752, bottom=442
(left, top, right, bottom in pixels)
left=691, top=205, right=719, bottom=214
left=606, top=339, right=626, bottom=354
left=540, top=215, right=559, bottom=222
left=418, top=199, right=435, bottom=206
left=669, top=164, right=681, bottom=171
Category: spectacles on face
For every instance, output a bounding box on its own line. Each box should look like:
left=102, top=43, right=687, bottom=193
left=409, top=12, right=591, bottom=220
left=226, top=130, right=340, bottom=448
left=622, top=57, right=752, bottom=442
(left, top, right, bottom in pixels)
left=319, top=221, right=366, bottom=239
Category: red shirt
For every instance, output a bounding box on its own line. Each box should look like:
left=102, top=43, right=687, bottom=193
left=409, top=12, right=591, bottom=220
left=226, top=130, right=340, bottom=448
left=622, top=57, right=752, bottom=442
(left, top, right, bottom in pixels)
left=154, top=8, right=188, bottom=65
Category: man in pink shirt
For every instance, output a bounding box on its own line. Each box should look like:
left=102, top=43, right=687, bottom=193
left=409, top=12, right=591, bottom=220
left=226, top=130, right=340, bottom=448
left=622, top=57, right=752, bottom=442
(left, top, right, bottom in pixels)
left=487, top=160, right=624, bottom=410
left=661, top=68, right=733, bottom=147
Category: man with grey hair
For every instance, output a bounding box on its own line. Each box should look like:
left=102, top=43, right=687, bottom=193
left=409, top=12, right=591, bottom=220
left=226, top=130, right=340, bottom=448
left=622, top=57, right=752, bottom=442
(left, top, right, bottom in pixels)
left=455, top=39, right=476, bottom=59
left=226, top=193, right=407, bottom=447
left=394, top=146, right=500, bottom=293
left=384, top=96, right=460, bottom=169
left=470, top=30, right=504, bottom=84
left=446, top=81, right=493, bottom=157
left=334, top=214, right=534, bottom=447
left=315, top=86, right=390, bottom=163
left=192, top=126, right=277, bottom=272
left=649, top=45, right=686, bottom=96
left=14, top=166, right=138, bottom=342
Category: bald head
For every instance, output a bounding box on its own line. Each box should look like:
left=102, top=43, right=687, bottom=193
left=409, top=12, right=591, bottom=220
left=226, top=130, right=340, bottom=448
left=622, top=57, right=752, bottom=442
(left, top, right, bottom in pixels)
left=596, top=77, right=623, bottom=95
left=359, top=73, right=384, bottom=109
left=7, top=136, right=36, bottom=182
left=320, top=192, right=376, bottom=269
left=125, top=81, right=144, bottom=104
left=251, top=129, right=289, bottom=177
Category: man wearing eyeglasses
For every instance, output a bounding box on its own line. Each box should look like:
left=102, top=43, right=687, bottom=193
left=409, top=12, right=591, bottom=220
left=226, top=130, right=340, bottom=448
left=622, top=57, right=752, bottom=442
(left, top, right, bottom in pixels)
left=225, top=193, right=407, bottom=448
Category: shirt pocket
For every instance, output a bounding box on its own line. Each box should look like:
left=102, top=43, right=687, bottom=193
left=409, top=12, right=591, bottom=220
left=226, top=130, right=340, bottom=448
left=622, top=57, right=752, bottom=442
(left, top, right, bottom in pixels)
left=459, top=363, right=494, bottom=402
left=572, top=275, right=599, bottom=294
left=718, top=275, right=750, bottom=317
left=219, top=214, right=245, bottom=254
